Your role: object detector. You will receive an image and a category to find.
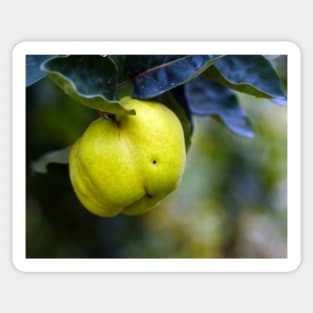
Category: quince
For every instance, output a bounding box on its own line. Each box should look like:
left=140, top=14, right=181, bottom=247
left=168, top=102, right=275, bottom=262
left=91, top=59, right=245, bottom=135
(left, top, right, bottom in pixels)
left=69, top=97, right=186, bottom=217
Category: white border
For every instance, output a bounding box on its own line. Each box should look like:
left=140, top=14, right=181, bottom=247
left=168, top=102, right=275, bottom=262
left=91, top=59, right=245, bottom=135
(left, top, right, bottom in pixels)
left=12, top=41, right=301, bottom=272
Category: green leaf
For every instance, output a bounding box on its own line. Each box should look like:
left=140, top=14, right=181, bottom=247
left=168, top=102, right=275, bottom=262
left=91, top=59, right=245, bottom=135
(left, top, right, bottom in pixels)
left=266, top=55, right=287, bottom=93
left=158, top=90, right=193, bottom=151
left=111, top=55, right=134, bottom=83
left=204, top=55, right=286, bottom=104
left=31, top=146, right=71, bottom=174
left=125, top=55, right=184, bottom=77
left=171, top=86, right=194, bottom=136
left=26, top=55, right=55, bottom=87
left=108, top=55, right=135, bottom=100
left=124, top=55, right=224, bottom=99
left=43, top=55, right=135, bottom=116
left=185, top=76, right=254, bottom=138
left=116, top=80, right=134, bottom=100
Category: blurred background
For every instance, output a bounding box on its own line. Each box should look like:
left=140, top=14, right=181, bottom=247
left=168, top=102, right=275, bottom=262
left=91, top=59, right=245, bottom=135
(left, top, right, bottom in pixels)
left=26, top=56, right=287, bottom=258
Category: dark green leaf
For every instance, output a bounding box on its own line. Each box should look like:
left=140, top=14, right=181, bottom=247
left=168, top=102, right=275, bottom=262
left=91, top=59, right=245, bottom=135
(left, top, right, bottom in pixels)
left=125, top=55, right=183, bottom=77
left=32, top=146, right=71, bottom=174
left=109, top=55, right=127, bottom=82
left=126, top=55, right=224, bottom=99
left=109, top=55, right=135, bottom=100
left=185, top=76, right=254, bottom=138
left=204, top=55, right=286, bottom=104
left=43, top=55, right=135, bottom=116
left=158, top=89, right=193, bottom=151
left=266, top=55, right=287, bottom=93
left=116, top=80, right=134, bottom=100
left=171, top=86, right=194, bottom=135
left=26, top=55, right=55, bottom=87
left=119, top=55, right=184, bottom=100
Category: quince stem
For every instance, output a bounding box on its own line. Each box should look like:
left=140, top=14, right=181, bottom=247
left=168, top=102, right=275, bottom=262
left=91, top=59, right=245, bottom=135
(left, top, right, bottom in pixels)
left=97, top=110, right=116, bottom=122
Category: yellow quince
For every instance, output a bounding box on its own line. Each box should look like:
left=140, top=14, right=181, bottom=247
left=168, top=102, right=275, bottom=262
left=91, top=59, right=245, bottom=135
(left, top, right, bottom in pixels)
left=69, top=97, right=186, bottom=217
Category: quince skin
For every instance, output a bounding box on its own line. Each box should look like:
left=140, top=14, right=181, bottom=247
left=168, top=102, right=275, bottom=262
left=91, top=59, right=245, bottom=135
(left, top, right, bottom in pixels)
left=69, top=97, right=186, bottom=217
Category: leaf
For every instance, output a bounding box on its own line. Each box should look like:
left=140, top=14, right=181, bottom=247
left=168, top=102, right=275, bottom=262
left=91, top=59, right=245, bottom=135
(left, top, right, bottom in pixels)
left=204, top=55, right=286, bottom=105
left=171, top=86, right=194, bottom=136
left=266, top=55, right=287, bottom=93
left=26, top=55, right=55, bottom=87
left=158, top=89, right=193, bottom=151
left=107, top=55, right=135, bottom=100
left=125, top=55, right=224, bottom=99
left=43, top=55, right=135, bottom=116
left=115, top=80, right=134, bottom=100
left=31, top=146, right=71, bottom=174
left=125, top=55, right=184, bottom=77
left=185, top=76, right=254, bottom=138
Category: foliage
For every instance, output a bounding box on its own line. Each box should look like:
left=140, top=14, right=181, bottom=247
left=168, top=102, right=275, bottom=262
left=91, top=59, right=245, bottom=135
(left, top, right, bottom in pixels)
left=27, top=54, right=286, bottom=169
